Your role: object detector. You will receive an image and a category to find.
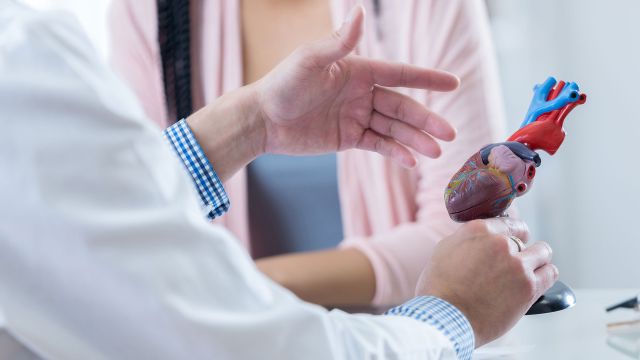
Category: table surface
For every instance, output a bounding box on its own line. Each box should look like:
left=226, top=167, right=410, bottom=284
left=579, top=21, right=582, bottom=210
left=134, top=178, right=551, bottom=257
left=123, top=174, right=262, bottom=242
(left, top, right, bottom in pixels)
left=476, top=288, right=640, bottom=360
left=1, top=289, right=639, bottom=359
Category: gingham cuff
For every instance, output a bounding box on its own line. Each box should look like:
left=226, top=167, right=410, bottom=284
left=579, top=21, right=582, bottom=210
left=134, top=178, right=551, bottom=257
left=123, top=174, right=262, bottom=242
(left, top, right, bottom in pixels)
left=385, top=296, right=474, bottom=360
left=163, top=119, right=230, bottom=219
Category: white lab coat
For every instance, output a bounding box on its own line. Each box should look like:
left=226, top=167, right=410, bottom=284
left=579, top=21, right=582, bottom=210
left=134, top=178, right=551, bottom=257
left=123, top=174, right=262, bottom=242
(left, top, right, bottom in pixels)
left=0, top=3, right=458, bottom=359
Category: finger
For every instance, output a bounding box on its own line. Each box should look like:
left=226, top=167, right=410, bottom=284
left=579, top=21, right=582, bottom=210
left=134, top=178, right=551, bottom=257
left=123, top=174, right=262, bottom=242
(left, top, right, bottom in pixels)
left=533, top=263, right=559, bottom=297
left=369, top=111, right=442, bottom=158
left=303, top=5, right=364, bottom=67
left=519, top=241, right=553, bottom=270
left=506, top=236, right=524, bottom=255
left=372, top=86, right=456, bottom=141
left=362, top=58, right=460, bottom=91
left=483, top=217, right=531, bottom=243
left=356, top=129, right=417, bottom=168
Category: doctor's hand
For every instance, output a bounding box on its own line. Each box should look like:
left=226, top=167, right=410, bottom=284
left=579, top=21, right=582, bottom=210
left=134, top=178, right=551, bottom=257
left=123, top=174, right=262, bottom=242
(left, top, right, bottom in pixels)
left=187, top=5, right=458, bottom=182
left=254, top=5, right=458, bottom=167
left=415, top=218, right=558, bottom=348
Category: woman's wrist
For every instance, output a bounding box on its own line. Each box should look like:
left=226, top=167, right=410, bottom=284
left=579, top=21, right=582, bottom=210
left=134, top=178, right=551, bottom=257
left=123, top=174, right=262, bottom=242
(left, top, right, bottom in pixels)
left=186, top=84, right=266, bottom=182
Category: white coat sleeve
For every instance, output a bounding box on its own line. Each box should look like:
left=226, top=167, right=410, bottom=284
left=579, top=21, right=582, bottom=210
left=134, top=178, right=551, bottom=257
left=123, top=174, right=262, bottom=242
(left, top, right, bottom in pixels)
left=0, top=4, right=463, bottom=360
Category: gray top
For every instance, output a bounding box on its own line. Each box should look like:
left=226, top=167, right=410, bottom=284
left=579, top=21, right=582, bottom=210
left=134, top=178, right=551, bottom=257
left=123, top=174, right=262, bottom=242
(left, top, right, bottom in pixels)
left=247, top=154, right=343, bottom=258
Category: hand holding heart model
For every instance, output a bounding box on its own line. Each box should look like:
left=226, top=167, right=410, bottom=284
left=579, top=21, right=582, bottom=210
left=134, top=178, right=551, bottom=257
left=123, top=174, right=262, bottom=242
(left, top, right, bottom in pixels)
left=445, top=77, right=587, bottom=222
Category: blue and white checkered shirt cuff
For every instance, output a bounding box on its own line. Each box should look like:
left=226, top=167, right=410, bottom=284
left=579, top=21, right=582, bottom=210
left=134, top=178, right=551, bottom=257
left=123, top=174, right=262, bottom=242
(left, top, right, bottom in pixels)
left=385, top=296, right=474, bottom=360
left=163, top=119, right=230, bottom=220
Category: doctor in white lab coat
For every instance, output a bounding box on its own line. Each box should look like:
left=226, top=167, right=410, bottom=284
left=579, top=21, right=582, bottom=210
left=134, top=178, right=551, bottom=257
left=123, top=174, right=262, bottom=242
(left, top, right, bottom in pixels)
left=0, top=2, right=558, bottom=359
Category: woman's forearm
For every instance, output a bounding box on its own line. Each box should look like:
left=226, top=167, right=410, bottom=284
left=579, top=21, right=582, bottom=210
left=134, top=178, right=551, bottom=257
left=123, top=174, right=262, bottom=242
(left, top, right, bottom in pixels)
left=255, top=248, right=376, bottom=306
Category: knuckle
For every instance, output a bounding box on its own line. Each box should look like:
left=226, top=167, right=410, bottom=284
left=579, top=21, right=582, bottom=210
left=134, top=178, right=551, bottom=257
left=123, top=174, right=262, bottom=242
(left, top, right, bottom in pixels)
left=543, top=264, right=559, bottom=282
left=518, top=224, right=531, bottom=241
left=510, top=256, right=528, bottom=276
left=503, top=217, right=530, bottom=239
left=387, top=118, right=396, bottom=136
left=354, top=106, right=371, bottom=121
left=466, top=219, right=490, bottom=234
left=511, top=217, right=530, bottom=232
left=492, top=234, right=511, bottom=255
left=511, top=260, right=536, bottom=297
left=539, top=241, right=553, bottom=258
left=374, top=136, right=385, bottom=153
left=533, top=267, right=556, bottom=296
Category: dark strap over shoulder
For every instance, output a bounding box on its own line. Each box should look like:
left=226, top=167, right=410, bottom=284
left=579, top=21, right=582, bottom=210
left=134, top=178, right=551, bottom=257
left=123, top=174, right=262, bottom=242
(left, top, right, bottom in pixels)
left=373, top=0, right=380, bottom=15
left=157, top=0, right=192, bottom=123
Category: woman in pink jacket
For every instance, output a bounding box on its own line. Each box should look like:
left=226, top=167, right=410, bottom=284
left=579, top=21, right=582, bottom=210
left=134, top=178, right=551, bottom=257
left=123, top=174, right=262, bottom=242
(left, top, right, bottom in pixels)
left=109, top=0, right=506, bottom=307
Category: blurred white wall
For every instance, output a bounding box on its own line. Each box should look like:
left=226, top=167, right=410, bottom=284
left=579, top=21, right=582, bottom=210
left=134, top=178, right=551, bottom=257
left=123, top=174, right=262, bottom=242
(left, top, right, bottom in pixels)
left=488, top=0, right=640, bottom=288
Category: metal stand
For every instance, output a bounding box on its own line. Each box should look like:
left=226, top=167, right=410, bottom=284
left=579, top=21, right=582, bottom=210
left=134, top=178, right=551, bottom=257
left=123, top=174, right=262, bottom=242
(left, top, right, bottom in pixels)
left=526, top=280, right=576, bottom=315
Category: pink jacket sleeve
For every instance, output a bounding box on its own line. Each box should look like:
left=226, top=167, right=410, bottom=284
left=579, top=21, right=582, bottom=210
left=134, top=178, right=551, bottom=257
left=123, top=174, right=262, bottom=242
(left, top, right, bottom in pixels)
left=342, top=0, right=507, bottom=305
left=108, top=0, right=168, bottom=128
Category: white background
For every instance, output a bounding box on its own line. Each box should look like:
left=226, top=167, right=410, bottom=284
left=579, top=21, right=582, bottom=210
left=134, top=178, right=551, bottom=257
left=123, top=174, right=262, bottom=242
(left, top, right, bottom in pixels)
left=17, top=0, right=640, bottom=290
left=487, top=0, right=640, bottom=289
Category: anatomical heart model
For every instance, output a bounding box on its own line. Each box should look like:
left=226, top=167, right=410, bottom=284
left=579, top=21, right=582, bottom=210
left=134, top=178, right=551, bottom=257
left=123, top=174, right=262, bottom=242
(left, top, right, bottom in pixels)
left=444, top=77, right=587, bottom=314
left=445, top=77, right=587, bottom=222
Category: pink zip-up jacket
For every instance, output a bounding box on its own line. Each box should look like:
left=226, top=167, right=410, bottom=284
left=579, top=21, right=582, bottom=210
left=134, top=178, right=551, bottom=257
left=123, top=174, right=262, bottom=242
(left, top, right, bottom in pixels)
left=108, top=0, right=507, bottom=306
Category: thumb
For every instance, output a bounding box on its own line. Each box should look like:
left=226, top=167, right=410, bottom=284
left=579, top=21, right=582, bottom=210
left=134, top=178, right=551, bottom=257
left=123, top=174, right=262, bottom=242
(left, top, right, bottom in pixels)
left=306, top=5, right=364, bottom=67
